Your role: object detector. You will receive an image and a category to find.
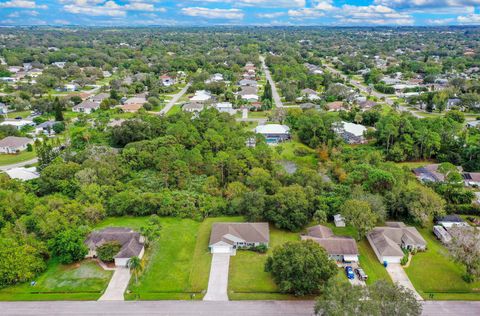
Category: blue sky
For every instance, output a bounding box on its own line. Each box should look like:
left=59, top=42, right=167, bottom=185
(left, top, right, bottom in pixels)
left=0, top=0, right=479, bottom=26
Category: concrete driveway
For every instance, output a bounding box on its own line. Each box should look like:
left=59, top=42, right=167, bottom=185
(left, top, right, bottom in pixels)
left=386, top=264, right=423, bottom=300
left=99, top=267, right=131, bottom=301
left=203, top=254, right=230, bottom=301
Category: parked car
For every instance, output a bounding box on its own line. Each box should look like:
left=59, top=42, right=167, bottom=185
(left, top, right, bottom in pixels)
left=355, top=268, right=368, bottom=281
left=345, top=266, right=354, bottom=279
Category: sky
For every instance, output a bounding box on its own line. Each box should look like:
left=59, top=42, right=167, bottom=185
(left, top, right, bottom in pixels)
left=0, top=0, right=479, bottom=27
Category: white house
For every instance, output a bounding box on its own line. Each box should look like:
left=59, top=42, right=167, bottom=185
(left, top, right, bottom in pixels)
left=0, top=136, right=33, bottom=154
left=334, top=121, right=368, bottom=144
left=436, top=215, right=469, bottom=229
left=190, top=90, right=212, bottom=102
left=334, top=214, right=346, bottom=227
left=433, top=225, right=452, bottom=244
left=255, top=124, right=290, bottom=144
left=0, top=119, right=35, bottom=130
left=4, top=167, right=39, bottom=181
left=214, top=102, right=236, bottom=115
left=64, top=84, right=78, bottom=92
left=73, top=100, right=100, bottom=114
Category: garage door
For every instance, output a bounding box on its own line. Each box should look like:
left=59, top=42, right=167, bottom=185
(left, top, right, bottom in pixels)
left=211, top=246, right=232, bottom=254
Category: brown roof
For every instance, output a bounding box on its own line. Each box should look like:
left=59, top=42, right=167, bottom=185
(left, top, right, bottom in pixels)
left=0, top=136, right=33, bottom=148
left=85, top=227, right=144, bottom=259
left=90, top=93, right=109, bottom=103
left=74, top=100, right=100, bottom=110
left=121, top=103, right=143, bottom=112
left=327, top=101, right=345, bottom=111
left=239, top=86, right=258, bottom=96
left=209, top=223, right=269, bottom=246
left=303, top=225, right=358, bottom=256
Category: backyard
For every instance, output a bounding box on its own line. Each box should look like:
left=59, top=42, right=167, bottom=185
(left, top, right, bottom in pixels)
left=0, top=150, right=36, bottom=166
left=405, top=227, right=480, bottom=300
left=0, top=259, right=112, bottom=301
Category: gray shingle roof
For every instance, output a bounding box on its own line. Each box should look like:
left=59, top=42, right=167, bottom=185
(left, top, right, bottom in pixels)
left=85, top=227, right=144, bottom=259
left=303, top=225, right=359, bottom=256
left=209, top=223, right=269, bottom=246
left=0, top=136, right=32, bottom=148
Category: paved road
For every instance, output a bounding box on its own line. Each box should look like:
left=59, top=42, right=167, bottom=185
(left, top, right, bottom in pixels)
left=159, top=82, right=191, bottom=115
left=203, top=254, right=230, bottom=301
left=1, top=300, right=479, bottom=316
left=0, top=158, right=38, bottom=171
left=323, top=63, right=422, bottom=118
left=99, top=268, right=131, bottom=301
left=260, top=56, right=283, bottom=108
left=386, top=263, right=423, bottom=300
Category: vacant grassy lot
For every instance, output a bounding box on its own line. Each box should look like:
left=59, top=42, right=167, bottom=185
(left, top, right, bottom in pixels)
left=166, top=104, right=181, bottom=116
left=0, top=260, right=112, bottom=301
left=0, top=150, right=36, bottom=166
left=405, top=227, right=480, bottom=300
left=276, top=141, right=318, bottom=169
left=327, top=224, right=392, bottom=286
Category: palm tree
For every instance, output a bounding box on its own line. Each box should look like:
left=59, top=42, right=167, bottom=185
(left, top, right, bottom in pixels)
left=128, top=257, right=142, bottom=284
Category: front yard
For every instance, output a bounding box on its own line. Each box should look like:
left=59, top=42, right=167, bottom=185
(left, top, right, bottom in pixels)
left=405, top=227, right=480, bottom=300
left=0, top=260, right=112, bottom=301
left=0, top=150, right=36, bottom=166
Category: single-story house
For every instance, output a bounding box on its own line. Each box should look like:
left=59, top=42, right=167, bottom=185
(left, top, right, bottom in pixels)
left=124, top=96, right=147, bottom=105
left=463, top=172, right=480, bottom=187
left=467, top=120, right=480, bottom=129
left=182, top=102, right=205, bottom=113
left=334, top=121, right=368, bottom=144
left=447, top=98, right=461, bottom=110
left=367, top=222, right=426, bottom=264
left=64, top=84, right=78, bottom=92
left=433, top=225, right=452, bottom=244
left=254, top=124, right=290, bottom=144
left=73, top=100, right=100, bottom=114
left=85, top=227, right=145, bottom=267
left=0, top=136, right=33, bottom=154
left=435, top=215, right=470, bottom=229
left=0, top=119, right=35, bottom=130
left=190, top=90, right=212, bottom=102
left=3, top=167, right=39, bottom=181
left=301, top=225, right=359, bottom=263
left=413, top=164, right=461, bottom=183
left=239, top=79, right=258, bottom=87
left=334, top=214, right=346, bottom=227
left=326, top=101, right=346, bottom=112
left=121, top=103, right=143, bottom=113
left=205, top=73, right=224, bottom=83
left=160, top=75, right=175, bottom=87
left=298, top=88, right=320, bottom=101
left=35, top=121, right=59, bottom=136
left=358, top=100, right=377, bottom=111
left=90, top=93, right=110, bottom=104
left=214, top=102, right=235, bottom=115
left=209, top=222, right=269, bottom=255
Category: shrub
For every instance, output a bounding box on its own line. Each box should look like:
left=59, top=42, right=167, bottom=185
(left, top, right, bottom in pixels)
left=97, top=241, right=121, bottom=262
left=251, top=244, right=268, bottom=253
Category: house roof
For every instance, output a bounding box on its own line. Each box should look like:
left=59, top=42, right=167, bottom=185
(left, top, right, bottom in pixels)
left=301, top=88, right=318, bottom=95
left=182, top=102, right=204, bottom=111
left=239, top=86, right=258, bottom=96
left=124, top=97, right=147, bottom=105
left=255, top=124, right=290, bottom=135
left=0, top=136, right=32, bottom=148
left=436, top=215, right=465, bottom=223
left=209, top=222, right=269, bottom=246
left=327, top=101, right=345, bottom=110
left=303, top=225, right=359, bottom=256
left=4, top=167, right=39, bottom=181
left=339, top=121, right=367, bottom=137
left=463, top=172, right=480, bottom=182
left=367, top=222, right=426, bottom=257
left=85, top=227, right=144, bottom=259
left=74, top=100, right=100, bottom=109
left=90, top=93, right=109, bottom=103
left=121, top=103, right=143, bottom=112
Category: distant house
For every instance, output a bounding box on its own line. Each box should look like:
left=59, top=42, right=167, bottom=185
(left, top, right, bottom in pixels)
left=85, top=227, right=145, bottom=267
left=206, top=73, right=224, bottom=83
left=214, top=102, right=235, bottom=115
left=433, top=225, right=452, bottom=244
left=209, top=222, right=269, bottom=255
left=73, top=100, right=100, bottom=114
left=298, top=88, right=320, bottom=101
left=367, top=222, right=426, bottom=264
left=447, top=98, right=461, bottom=110
left=124, top=96, right=147, bottom=105
left=90, top=93, right=110, bottom=104
left=302, top=225, right=359, bottom=263
left=4, top=167, right=39, bottom=181
left=334, top=214, right=346, bottom=227
left=326, top=101, right=346, bottom=112
left=467, top=120, right=480, bottom=129
left=254, top=124, right=290, bottom=144
left=182, top=102, right=205, bottom=113
left=121, top=103, right=143, bottom=113
left=64, top=84, right=78, bottom=92
left=35, top=121, right=59, bottom=136
left=0, top=119, right=35, bottom=130
left=463, top=172, right=480, bottom=187
left=0, top=103, right=8, bottom=115
left=413, top=164, right=459, bottom=183
left=239, top=86, right=259, bottom=102
left=358, top=100, right=377, bottom=111
left=334, top=121, right=368, bottom=144
left=239, top=79, right=258, bottom=87
left=190, top=90, right=212, bottom=102
left=0, top=136, right=33, bottom=154
left=160, top=74, right=175, bottom=87
left=52, top=62, right=66, bottom=69
left=435, top=215, right=469, bottom=229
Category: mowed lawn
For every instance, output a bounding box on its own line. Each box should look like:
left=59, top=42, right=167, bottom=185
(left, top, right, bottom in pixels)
left=0, top=150, right=36, bottom=166
left=0, top=260, right=112, bottom=301
left=228, top=226, right=302, bottom=300
left=405, top=227, right=480, bottom=300
left=97, top=216, right=244, bottom=300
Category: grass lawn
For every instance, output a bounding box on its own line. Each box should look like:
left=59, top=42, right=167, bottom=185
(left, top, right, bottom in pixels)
left=0, top=150, right=36, bottom=166
left=228, top=225, right=301, bottom=300
left=276, top=141, right=318, bottom=169
left=0, top=260, right=112, bottom=301
left=97, top=216, right=243, bottom=300
left=327, top=224, right=392, bottom=286
left=249, top=111, right=270, bottom=118
left=405, top=227, right=480, bottom=300
left=167, top=105, right=182, bottom=116
left=6, top=110, right=32, bottom=119
left=396, top=160, right=433, bottom=170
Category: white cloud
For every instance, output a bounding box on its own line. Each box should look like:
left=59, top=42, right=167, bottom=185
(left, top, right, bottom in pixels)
left=61, top=0, right=165, bottom=17
left=374, top=0, right=480, bottom=8
left=256, top=12, right=285, bottom=19
left=288, top=8, right=325, bottom=19
left=181, top=7, right=244, bottom=19
left=458, top=14, right=480, bottom=24
left=0, top=0, right=47, bottom=9
left=7, top=10, right=39, bottom=17
left=426, top=18, right=455, bottom=25
left=187, top=0, right=305, bottom=8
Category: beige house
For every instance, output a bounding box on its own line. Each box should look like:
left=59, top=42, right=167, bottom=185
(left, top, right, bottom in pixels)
left=0, top=136, right=33, bottom=154
left=209, top=222, right=269, bottom=255
left=367, top=222, right=426, bottom=264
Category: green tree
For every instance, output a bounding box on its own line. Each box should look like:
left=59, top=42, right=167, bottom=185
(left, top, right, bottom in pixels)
left=263, top=81, right=273, bottom=102
left=265, top=240, right=337, bottom=296
left=341, top=199, right=378, bottom=240
left=140, top=215, right=162, bottom=247
left=97, top=241, right=121, bottom=262
left=128, top=256, right=143, bottom=284
left=53, top=97, right=64, bottom=121
left=49, top=228, right=89, bottom=264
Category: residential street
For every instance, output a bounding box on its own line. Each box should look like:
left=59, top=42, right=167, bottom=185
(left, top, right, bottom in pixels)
left=323, top=63, right=423, bottom=118
left=1, top=300, right=479, bottom=315
left=260, top=56, right=283, bottom=108
left=159, top=82, right=191, bottom=115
